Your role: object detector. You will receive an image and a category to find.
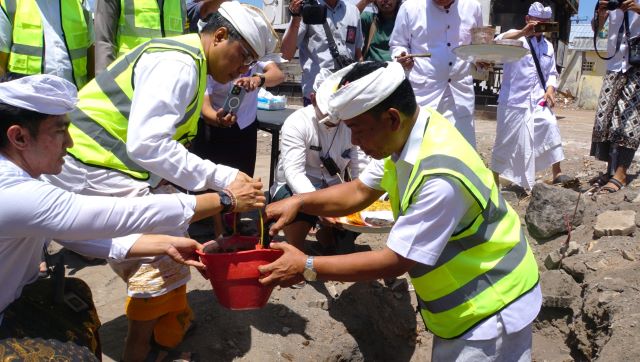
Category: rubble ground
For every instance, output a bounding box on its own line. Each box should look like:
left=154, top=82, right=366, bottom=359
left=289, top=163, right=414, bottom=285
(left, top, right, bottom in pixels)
left=59, top=107, right=640, bottom=361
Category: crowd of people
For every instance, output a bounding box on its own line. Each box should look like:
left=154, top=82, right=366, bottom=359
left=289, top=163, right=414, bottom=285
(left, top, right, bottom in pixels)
left=0, top=0, right=639, bottom=361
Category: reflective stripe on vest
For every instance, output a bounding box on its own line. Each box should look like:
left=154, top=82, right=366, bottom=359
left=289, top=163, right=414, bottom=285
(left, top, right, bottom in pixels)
left=117, top=0, right=186, bottom=57
left=4, top=0, right=90, bottom=88
left=66, top=34, right=206, bottom=181
left=380, top=108, right=539, bottom=339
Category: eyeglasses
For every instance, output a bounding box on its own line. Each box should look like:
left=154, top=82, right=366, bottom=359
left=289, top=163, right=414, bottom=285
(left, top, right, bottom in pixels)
left=239, top=42, right=258, bottom=67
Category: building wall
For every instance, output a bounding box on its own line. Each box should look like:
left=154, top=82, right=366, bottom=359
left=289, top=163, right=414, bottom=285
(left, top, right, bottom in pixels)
left=559, top=49, right=606, bottom=109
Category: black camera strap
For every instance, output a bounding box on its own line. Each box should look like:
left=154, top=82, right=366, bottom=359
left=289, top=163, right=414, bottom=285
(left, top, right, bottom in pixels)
left=526, top=37, right=547, bottom=91
left=322, top=20, right=347, bottom=66
left=593, top=7, right=626, bottom=61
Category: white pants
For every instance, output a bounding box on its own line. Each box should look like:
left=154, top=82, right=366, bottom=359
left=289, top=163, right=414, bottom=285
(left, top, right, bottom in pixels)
left=432, top=320, right=533, bottom=362
left=491, top=104, right=564, bottom=190
left=436, top=88, right=476, bottom=149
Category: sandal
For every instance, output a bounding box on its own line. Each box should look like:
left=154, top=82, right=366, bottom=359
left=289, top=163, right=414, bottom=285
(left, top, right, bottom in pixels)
left=597, top=177, right=625, bottom=194
left=588, top=172, right=610, bottom=187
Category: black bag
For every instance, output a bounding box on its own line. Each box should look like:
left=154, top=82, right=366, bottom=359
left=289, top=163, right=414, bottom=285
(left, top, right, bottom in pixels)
left=593, top=8, right=640, bottom=66
left=322, top=21, right=356, bottom=71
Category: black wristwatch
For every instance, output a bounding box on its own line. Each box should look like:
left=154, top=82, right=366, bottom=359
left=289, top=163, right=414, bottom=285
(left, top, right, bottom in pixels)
left=254, top=73, right=266, bottom=87
left=217, top=191, right=233, bottom=213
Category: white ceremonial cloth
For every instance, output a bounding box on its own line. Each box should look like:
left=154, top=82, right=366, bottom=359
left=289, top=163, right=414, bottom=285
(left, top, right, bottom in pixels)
left=0, top=74, right=77, bottom=115
left=0, top=155, right=196, bottom=315
left=358, top=106, right=542, bottom=341
left=389, top=0, right=482, bottom=146
left=528, top=2, right=552, bottom=19
left=46, top=50, right=238, bottom=194
left=492, top=33, right=564, bottom=190
left=270, top=106, right=368, bottom=196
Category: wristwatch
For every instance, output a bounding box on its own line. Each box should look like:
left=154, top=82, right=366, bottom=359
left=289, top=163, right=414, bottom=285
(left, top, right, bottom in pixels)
left=217, top=191, right=233, bottom=213
left=254, top=73, right=266, bottom=87
left=302, top=255, right=317, bottom=281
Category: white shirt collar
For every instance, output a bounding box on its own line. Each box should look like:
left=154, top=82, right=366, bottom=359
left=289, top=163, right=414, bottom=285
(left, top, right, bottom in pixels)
left=392, top=107, right=430, bottom=165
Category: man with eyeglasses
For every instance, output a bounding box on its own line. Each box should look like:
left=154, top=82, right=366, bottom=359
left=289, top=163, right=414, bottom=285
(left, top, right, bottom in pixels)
left=43, top=2, right=278, bottom=361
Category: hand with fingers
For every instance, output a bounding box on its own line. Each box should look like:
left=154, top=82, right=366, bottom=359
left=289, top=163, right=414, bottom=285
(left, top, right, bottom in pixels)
left=226, top=176, right=265, bottom=212
left=213, top=108, right=237, bottom=128
left=264, top=194, right=305, bottom=237
left=163, top=236, right=206, bottom=269
left=395, top=51, right=414, bottom=70
left=258, top=241, right=307, bottom=287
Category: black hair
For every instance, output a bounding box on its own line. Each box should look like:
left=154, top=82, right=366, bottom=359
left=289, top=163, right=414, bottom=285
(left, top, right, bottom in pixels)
left=200, top=12, right=243, bottom=42
left=338, top=61, right=417, bottom=118
left=0, top=102, right=48, bottom=149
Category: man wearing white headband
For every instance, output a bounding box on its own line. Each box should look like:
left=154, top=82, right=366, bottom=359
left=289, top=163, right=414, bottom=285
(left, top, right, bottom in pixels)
left=259, top=61, right=541, bottom=361
left=490, top=2, right=574, bottom=192
left=0, top=75, right=261, bottom=359
left=389, top=0, right=484, bottom=148
left=44, top=2, right=273, bottom=360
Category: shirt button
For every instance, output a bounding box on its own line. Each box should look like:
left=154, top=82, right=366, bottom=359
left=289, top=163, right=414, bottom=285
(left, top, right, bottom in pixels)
left=449, top=62, right=453, bottom=66
left=448, top=79, right=451, bottom=82
left=447, top=25, right=451, bottom=29
left=447, top=42, right=451, bottom=47
left=446, top=10, right=449, bottom=13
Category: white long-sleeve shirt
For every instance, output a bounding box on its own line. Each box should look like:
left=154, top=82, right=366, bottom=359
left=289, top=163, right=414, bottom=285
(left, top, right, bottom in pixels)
left=498, top=33, right=558, bottom=108
left=604, top=5, right=640, bottom=72
left=389, top=0, right=482, bottom=111
left=358, top=107, right=541, bottom=340
left=270, top=106, right=368, bottom=196
left=0, top=155, right=196, bottom=315
left=47, top=50, right=239, bottom=196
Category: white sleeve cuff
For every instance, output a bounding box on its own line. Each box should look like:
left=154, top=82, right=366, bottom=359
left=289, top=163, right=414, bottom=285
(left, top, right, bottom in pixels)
left=208, top=163, right=239, bottom=190
left=109, top=234, right=141, bottom=260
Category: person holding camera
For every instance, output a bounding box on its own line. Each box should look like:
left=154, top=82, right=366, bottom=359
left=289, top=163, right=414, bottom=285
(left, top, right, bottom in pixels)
left=389, top=0, right=483, bottom=148
left=358, top=0, right=401, bottom=61
left=42, top=3, right=276, bottom=360
left=269, top=70, right=369, bottom=258
left=490, top=2, right=571, bottom=192
left=589, top=0, right=640, bottom=194
left=0, top=74, right=261, bottom=360
left=281, top=0, right=364, bottom=106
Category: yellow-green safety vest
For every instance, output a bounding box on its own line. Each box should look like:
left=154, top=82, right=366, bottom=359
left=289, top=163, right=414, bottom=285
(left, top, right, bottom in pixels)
left=116, top=0, right=186, bottom=57
left=379, top=109, right=540, bottom=339
left=66, top=34, right=207, bottom=181
left=0, top=0, right=91, bottom=88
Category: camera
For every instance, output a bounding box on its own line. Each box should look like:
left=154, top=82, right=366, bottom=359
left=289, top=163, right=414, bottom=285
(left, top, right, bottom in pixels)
left=607, top=0, right=622, bottom=10
left=301, top=0, right=326, bottom=25
left=222, top=84, right=246, bottom=114
left=533, top=22, right=559, bottom=33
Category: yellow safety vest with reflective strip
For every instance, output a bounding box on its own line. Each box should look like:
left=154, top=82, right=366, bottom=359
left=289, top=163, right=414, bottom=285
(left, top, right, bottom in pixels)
left=1, top=0, right=90, bottom=88
left=66, top=34, right=206, bottom=181
left=116, top=0, right=186, bottom=57
left=379, top=108, right=539, bottom=339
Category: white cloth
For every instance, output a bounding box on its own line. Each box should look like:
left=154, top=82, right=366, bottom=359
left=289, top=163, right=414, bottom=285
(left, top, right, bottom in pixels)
left=217, top=1, right=281, bottom=62
left=493, top=33, right=563, bottom=190
left=436, top=87, right=476, bottom=148
left=0, top=154, right=196, bottom=313
left=0, top=74, right=77, bottom=115
left=0, top=0, right=94, bottom=84
left=358, top=106, right=542, bottom=340
left=492, top=105, right=564, bottom=190
left=315, top=61, right=405, bottom=122
left=45, top=50, right=238, bottom=192
left=389, top=0, right=482, bottom=145
left=604, top=5, right=640, bottom=73
left=498, top=34, right=558, bottom=107
left=528, top=2, right=552, bottom=19
left=270, top=106, right=368, bottom=196
left=205, top=61, right=268, bottom=130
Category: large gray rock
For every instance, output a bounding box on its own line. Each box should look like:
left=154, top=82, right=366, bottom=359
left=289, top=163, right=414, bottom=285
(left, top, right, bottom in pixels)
left=593, top=210, right=637, bottom=238
left=525, top=183, right=585, bottom=240
left=540, top=270, right=582, bottom=313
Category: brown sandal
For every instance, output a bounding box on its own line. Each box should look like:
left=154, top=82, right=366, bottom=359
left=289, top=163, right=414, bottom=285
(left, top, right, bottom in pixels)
left=597, top=177, right=625, bottom=194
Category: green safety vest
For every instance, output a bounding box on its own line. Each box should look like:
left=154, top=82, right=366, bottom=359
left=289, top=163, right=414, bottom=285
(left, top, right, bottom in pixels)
left=379, top=109, right=540, bottom=339
left=1, top=0, right=91, bottom=88
left=66, top=34, right=207, bottom=181
left=117, top=0, right=186, bottom=57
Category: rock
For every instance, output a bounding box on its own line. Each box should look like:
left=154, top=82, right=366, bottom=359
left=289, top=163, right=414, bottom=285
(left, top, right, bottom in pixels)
left=525, top=183, right=585, bottom=240
left=540, top=270, right=582, bottom=313
left=282, top=327, right=291, bottom=334
left=326, top=284, right=339, bottom=299
left=594, top=210, right=637, bottom=238
left=501, top=190, right=519, bottom=206
left=277, top=307, right=288, bottom=317
left=622, top=249, right=636, bottom=261
left=565, top=241, right=581, bottom=257
left=307, top=299, right=328, bottom=309
left=545, top=249, right=563, bottom=270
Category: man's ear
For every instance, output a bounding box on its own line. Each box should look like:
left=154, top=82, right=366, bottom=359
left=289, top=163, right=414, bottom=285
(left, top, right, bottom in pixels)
left=387, top=108, right=402, bottom=131
left=213, top=27, right=228, bottom=45
left=6, top=125, right=31, bottom=150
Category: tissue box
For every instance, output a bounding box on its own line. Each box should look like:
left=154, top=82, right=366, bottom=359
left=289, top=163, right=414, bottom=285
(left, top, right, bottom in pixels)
left=257, top=95, right=287, bottom=110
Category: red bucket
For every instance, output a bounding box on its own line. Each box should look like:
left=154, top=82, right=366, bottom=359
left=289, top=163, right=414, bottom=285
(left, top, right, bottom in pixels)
left=197, top=214, right=283, bottom=310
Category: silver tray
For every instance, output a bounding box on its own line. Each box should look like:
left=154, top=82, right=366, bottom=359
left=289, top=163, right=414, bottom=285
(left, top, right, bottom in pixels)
left=453, top=43, right=529, bottom=64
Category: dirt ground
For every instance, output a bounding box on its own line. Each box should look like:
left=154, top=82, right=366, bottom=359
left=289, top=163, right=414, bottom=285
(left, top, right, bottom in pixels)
left=60, top=105, right=640, bottom=361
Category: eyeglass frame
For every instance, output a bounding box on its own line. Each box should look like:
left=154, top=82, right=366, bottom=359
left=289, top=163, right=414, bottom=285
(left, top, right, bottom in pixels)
left=238, top=41, right=258, bottom=67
